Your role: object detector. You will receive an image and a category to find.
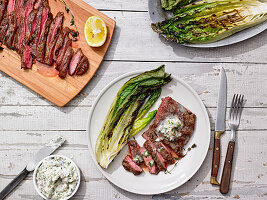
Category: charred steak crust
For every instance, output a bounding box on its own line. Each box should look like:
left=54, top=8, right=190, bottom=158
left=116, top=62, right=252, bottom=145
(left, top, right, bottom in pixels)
left=2, top=14, right=17, bottom=48
left=58, top=46, right=73, bottom=79
left=24, top=9, right=37, bottom=45
left=76, top=54, right=89, bottom=75
left=0, top=0, right=8, bottom=24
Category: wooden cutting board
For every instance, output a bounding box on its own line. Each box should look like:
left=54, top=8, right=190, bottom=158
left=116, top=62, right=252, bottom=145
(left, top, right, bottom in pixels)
left=0, top=0, right=115, bottom=107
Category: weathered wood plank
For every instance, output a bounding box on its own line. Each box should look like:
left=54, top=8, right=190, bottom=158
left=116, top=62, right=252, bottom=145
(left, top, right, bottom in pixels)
left=101, top=11, right=267, bottom=63
left=86, top=0, right=147, bottom=11
left=0, top=106, right=266, bottom=131
left=0, top=179, right=266, bottom=200
left=0, top=131, right=266, bottom=199
left=1, top=62, right=267, bottom=107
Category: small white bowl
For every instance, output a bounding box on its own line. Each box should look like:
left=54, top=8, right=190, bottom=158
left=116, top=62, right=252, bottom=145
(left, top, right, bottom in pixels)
left=33, top=155, right=81, bottom=200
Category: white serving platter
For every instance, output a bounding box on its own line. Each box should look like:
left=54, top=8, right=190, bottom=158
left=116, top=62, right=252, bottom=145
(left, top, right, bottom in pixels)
left=87, top=71, right=210, bottom=195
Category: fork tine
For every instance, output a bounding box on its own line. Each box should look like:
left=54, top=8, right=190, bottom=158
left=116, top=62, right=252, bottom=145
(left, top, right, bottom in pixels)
left=229, top=94, right=236, bottom=119
left=233, top=94, right=239, bottom=120
left=237, top=95, right=244, bottom=122
left=236, top=94, right=242, bottom=120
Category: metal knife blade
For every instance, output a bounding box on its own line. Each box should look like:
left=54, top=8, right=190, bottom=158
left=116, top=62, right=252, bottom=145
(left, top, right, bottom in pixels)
left=26, top=136, right=65, bottom=171
left=215, top=67, right=227, bottom=132
left=210, top=67, right=227, bottom=185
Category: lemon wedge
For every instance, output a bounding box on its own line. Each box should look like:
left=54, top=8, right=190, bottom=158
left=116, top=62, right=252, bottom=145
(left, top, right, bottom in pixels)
left=84, top=16, right=107, bottom=47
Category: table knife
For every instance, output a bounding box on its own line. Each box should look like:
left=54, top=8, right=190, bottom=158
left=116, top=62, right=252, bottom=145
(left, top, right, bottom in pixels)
left=210, top=67, right=227, bottom=185
left=0, top=137, right=65, bottom=200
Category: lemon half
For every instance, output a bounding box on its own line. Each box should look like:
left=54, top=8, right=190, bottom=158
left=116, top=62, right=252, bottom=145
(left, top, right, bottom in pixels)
left=84, top=16, right=107, bottom=47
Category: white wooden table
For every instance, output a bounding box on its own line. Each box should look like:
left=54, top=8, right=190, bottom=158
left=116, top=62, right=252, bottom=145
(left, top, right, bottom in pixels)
left=0, top=0, right=266, bottom=199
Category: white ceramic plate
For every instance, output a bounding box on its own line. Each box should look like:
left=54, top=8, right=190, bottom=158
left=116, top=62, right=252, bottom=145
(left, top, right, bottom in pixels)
left=148, top=0, right=267, bottom=48
left=87, top=71, right=210, bottom=195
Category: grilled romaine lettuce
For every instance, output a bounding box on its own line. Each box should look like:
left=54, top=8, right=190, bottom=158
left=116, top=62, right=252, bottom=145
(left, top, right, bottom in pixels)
left=161, top=0, right=197, bottom=10
left=153, top=0, right=267, bottom=44
left=95, top=66, right=171, bottom=168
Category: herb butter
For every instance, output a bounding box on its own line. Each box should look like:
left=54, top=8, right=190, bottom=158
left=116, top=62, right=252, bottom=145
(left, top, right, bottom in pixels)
left=156, top=115, right=183, bottom=141
left=36, top=156, right=79, bottom=200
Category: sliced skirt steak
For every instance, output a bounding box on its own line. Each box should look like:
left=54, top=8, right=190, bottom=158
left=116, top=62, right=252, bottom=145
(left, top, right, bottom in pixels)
left=44, top=12, right=64, bottom=65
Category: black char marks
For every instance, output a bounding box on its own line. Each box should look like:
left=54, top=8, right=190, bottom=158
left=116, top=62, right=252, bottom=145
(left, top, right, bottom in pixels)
left=0, top=0, right=16, bottom=46
left=44, top=12, right=64, bottom=65
left=58, top=46, right=73, bottom=79
left=24, top=9, right=38, bottom=45
left=0, top=0, right=8, bottom=24
left=76, top=53, right=89, bottom=75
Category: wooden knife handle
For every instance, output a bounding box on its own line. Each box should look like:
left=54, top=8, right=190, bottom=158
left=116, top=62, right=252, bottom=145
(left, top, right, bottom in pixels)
left=211, top=138, right=220, bottom=185
left=220, top=141, right=235, bottom=194
left=211, top=131, right=224, bottom=185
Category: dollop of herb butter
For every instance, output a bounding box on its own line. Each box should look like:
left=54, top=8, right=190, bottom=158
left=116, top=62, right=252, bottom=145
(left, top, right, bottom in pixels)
left=156, top=115, right=183, bottom=141
left=36, top=156, right=79, bottom=200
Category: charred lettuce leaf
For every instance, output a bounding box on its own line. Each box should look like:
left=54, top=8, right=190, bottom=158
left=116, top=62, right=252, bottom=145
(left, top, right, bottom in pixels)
left=154, top=0, right=267, bottom=44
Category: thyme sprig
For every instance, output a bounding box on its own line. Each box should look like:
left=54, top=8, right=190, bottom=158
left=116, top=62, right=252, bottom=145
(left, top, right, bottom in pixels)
left=55, top=0, right=79, bottom=39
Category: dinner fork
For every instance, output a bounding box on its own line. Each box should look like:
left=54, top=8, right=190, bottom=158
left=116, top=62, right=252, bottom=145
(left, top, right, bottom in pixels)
left=220, top=94, right=244, bottom=194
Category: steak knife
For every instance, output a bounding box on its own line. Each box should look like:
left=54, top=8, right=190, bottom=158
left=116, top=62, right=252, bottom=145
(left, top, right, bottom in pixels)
left=210, top=67, right=227, bottom=185
left=0, top=136, right=65, bottom=200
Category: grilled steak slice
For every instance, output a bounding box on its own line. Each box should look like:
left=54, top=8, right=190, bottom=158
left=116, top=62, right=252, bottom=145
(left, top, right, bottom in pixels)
left=142, top=130, right=158, bottom=141
left=6, top=0, right=15, bottom=15
left=2, top=14, right=17, bottom=48
left=161, top=137, right=186, bottom=157
left=44, top=12, right=64, bottom=65
left=33, top=0, right=47, bottom=9
left=0, top=17, right=9, bottom=42
left=21, top=45, right=33, bottom=68
left=13, top=16, right=25, bottom=52
left=143, top=140, right=166, bottom=171
left=24, top=9, right=37, bottom=45
left=0, top=0, right=8, bottom=23
left=122, top=155, right=143, bottom=175
left=128, top=140, right=143, bottom=165
left=154, top=141, right=173, bottom=163
left=53, top=30, right=66, bottom=62
left=14, top=0, right=24, bottom=26
left=55, top=31, right=72, bottom=71
left=58, top=46, right=73, bottom=78
left=20, top=0, right=36, bottom=49
left=0, top=0, right=15, bottom=43
left=76, top=54, right=89, bottom=75
left=31, top=4, right=52, bottom=62
left=69, top=48, right=82, bottom=75
left=53, top=27, right=70, bottom=60
left=140, top=147, right=159, bottom=174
